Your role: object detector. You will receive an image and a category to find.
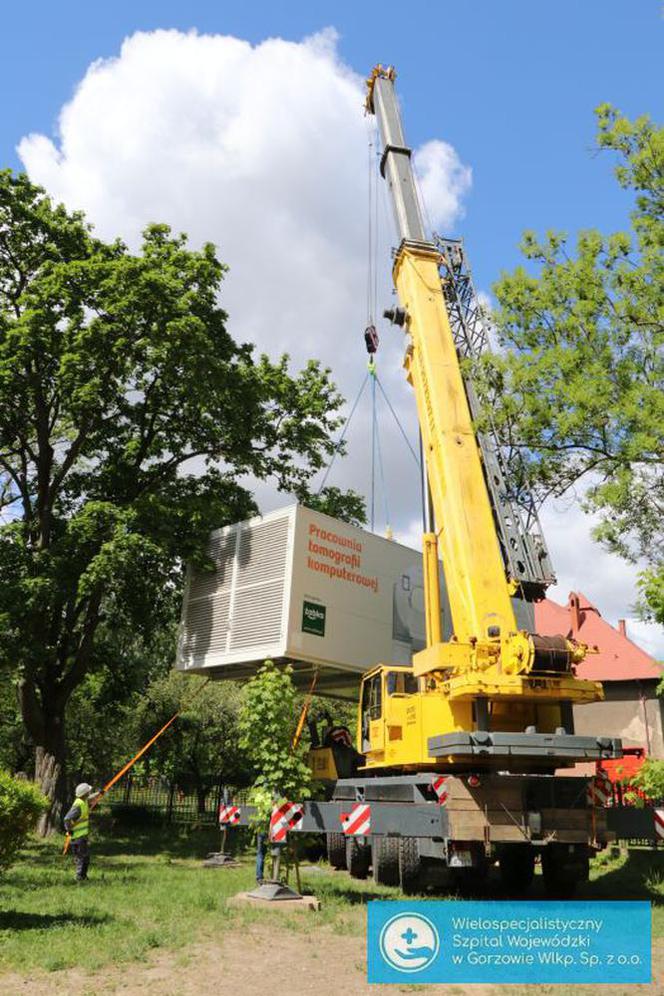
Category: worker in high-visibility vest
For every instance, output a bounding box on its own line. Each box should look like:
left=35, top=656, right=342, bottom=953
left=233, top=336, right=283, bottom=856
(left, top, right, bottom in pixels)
left=63, top=783, right=99, bottom=882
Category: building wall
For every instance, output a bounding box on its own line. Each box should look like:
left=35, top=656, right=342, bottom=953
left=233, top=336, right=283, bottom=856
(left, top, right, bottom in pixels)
left=572, top=681, right=664, bottom=758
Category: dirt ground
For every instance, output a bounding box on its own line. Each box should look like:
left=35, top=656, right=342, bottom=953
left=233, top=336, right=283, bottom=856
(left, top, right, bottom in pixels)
left=2, top=912, right=663, bottom=996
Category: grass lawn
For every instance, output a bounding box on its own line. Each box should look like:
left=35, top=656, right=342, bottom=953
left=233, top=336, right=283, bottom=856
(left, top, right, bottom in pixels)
left=0, top=821, right=397, bottom=974
left=0, top=821, right=662, bottom=979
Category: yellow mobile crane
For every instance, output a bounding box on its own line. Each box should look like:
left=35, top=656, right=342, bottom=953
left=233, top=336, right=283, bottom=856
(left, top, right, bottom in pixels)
left=296, top=67, right=623, bottom=895
left=231, top=66, right=625, bottom=895
left=327, top=65, right=614, bottom=776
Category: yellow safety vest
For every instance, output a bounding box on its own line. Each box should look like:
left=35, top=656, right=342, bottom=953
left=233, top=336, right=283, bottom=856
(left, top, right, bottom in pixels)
left=70, top=797, right=89, bottom=839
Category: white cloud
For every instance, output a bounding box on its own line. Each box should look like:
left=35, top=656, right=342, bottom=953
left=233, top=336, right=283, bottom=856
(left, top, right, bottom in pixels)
left=16, top=27, right=661, bottom=660
left=414, top=140, right=472, bottom=233
left=541, top=497, right=664, bottom=658
left=17, top=25, right=461, bottom=555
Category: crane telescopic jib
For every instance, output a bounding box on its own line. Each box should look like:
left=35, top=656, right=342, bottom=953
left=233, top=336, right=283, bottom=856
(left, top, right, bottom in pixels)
left=361, top=64, right=618, bottom=768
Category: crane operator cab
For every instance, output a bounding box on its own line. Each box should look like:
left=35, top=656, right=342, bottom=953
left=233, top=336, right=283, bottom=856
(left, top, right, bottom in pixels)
left=359, top=665, right=421, bottom=769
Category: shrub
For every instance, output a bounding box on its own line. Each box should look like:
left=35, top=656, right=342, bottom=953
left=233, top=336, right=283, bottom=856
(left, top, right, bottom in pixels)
left=0, top=769, right=49, bottom=871
left=631, top=759, right=664, bottom=802
left=238, top=660, right=313, bottom=833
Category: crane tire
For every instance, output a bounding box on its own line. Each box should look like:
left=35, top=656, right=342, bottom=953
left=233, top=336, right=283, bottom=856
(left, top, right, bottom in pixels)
left=542, top=844, right=587, bottom=899
left=346, top=836, right=371, bottom=879
left=327, top=832, right=347, bottom=870
left=372, top=836, right=399, bottom=886
left=398, top=837, right=422, bottom=894
left=498, top=844, right=535, bottom=895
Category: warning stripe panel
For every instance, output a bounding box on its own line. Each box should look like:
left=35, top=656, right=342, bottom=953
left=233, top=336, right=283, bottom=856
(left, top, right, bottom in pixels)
left=218, top=805, right=240, bottom=825
left=269, top=801, right=304, bottom=842
left=654, top=809, right=664, bottom=840
left=340, top=803, right=371, bottom=836
left=586, top=773, right=612, bottom=807
left=432, top=775, right=449, bottom=806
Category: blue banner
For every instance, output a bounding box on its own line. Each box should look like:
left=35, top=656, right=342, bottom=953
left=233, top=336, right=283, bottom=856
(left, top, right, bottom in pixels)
left=367, top=900, right=651, bottom=984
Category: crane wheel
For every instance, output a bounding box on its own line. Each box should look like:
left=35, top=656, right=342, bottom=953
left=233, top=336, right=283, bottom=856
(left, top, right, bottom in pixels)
left=346, top=837, right=371, bottom=879
left=398, top=837, right=422, bottom=895
left=498, top=844, right=535, bottom=895
left=372, top=836, right=399, bottom=886
left=542, top=844, right=587, bottom=899
left=327, top=832, right=347, bottom=870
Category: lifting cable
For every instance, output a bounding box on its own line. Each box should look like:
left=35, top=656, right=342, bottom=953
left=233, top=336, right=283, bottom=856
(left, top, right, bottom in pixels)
left=316, top=372, right=369, bottom=496
left=62, top=677, right=210, bottom=854
left=315, top=131, right=419, bottom=531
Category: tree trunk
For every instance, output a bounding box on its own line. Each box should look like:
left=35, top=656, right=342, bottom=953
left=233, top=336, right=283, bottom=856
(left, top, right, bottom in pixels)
left=35, top=716, right=67, bottom=837
left=34, top=712, right=67, bottom=835
left=19, top=675, right=68, bottom=836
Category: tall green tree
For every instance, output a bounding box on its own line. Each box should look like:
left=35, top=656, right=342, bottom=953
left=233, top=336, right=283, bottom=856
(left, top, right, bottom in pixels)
left=0, top=171, right=356, bottom=831
left=129, top=672, right=250, bottom=813
left=474, top=107, right=663, bottom=620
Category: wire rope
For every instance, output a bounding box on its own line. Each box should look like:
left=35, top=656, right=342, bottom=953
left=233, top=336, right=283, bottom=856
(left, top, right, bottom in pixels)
left=316, top=372, right=369, bottom=495
left=375, top=376, right=420, bottom=468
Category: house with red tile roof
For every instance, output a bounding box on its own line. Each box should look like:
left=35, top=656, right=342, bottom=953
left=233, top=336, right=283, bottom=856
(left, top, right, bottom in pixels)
left=535, top=591, right=664, bottom=758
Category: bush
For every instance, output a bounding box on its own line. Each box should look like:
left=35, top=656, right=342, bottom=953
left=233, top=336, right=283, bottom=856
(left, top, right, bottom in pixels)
left=631, top=759, right=664, bottom=802
left=0, top=769, right=49, bottom=871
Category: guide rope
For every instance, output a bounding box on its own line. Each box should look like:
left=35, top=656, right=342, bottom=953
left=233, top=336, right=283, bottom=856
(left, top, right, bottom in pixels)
left=62, top=677, right=210, bottom=854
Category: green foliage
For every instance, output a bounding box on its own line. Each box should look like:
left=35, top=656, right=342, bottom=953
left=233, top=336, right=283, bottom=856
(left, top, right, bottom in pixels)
left=130, top=672, right=251, bottom=796
left=0, top=769, right=48, bottom=870
left=638, top=567, right=664, bottom=631
left=0, top=170, right=352, bottom=821
left=304, top=486, right=366, bottom=526
left=0, top=680, right=28, bottom=774
left=238, top=661, right=312, bottom=826
left=306, top=694, right=357, bottom=737
left=473, top=107, right=663, bottom=619
left=631, top=759, right=664, bottom=801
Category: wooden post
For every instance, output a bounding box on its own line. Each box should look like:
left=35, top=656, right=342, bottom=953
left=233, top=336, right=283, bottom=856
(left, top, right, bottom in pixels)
left=293, top=842, right=302, bottom=895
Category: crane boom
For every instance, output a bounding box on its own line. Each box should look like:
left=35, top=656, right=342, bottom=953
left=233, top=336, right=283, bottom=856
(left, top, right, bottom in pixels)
left=436, top=236, right=555, bottom=596
left=365, top=65, right=606, bottom=744
left=369, top=66, right=517, bottom=647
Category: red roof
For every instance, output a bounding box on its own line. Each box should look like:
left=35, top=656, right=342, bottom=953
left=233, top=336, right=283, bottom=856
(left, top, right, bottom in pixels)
left=534, top=591, right=663, bottom=682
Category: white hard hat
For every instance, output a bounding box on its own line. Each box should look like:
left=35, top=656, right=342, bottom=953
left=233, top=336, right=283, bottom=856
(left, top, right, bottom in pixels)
left=75, top=782, right=93, bottom=798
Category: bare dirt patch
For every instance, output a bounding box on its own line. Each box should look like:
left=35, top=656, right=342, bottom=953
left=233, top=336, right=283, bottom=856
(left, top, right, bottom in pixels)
left=2, top=912, right=662, bottom=996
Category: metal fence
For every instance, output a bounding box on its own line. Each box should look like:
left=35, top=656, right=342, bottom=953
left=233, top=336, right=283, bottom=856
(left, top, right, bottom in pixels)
left=103, top=777, right=228, bottom=825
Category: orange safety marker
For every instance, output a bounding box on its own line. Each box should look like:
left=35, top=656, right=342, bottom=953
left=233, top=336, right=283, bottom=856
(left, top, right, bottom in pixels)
left=63, top=678, right=210, bottom=854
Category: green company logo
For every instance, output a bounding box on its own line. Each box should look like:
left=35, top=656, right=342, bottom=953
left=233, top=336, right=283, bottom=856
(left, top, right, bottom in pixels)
left=302, top=600, right=326, bottom=637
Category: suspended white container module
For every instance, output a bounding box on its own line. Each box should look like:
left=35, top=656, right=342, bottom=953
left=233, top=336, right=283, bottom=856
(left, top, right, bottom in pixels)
left=175, top=504, right=445, bottom=698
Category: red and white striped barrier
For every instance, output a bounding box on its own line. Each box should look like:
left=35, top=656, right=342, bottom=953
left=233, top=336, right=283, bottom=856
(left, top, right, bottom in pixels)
left=586, top=772, right=613, bottom=807
left=218, top=804, right=240, bottom=825
left=340, top=802, right=371, bottom=836
left=269, top=801, right=304, bottom=843
left=654, top=809, right=664, bottom=841
left=432, top=775, right=449, bottom=806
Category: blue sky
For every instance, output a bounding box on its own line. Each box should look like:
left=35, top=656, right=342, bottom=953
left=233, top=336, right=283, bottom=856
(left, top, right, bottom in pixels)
left=2, top=3, right=663, bottom=650
left=2, top=1, right=661, bottom=293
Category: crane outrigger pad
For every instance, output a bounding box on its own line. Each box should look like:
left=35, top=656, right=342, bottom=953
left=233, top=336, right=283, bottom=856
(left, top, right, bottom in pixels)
left=428, top=730, right=622, bottom=762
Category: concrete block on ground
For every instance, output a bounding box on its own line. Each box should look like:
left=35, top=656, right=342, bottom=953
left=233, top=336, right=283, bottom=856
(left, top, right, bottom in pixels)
left=228, top=891, right=321, bottom=912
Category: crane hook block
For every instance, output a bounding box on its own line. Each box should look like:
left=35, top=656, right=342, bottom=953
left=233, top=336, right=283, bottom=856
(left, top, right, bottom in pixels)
left=364, top=324, right=379, bottom=354
left=383, top=306, right=407, bottom=327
